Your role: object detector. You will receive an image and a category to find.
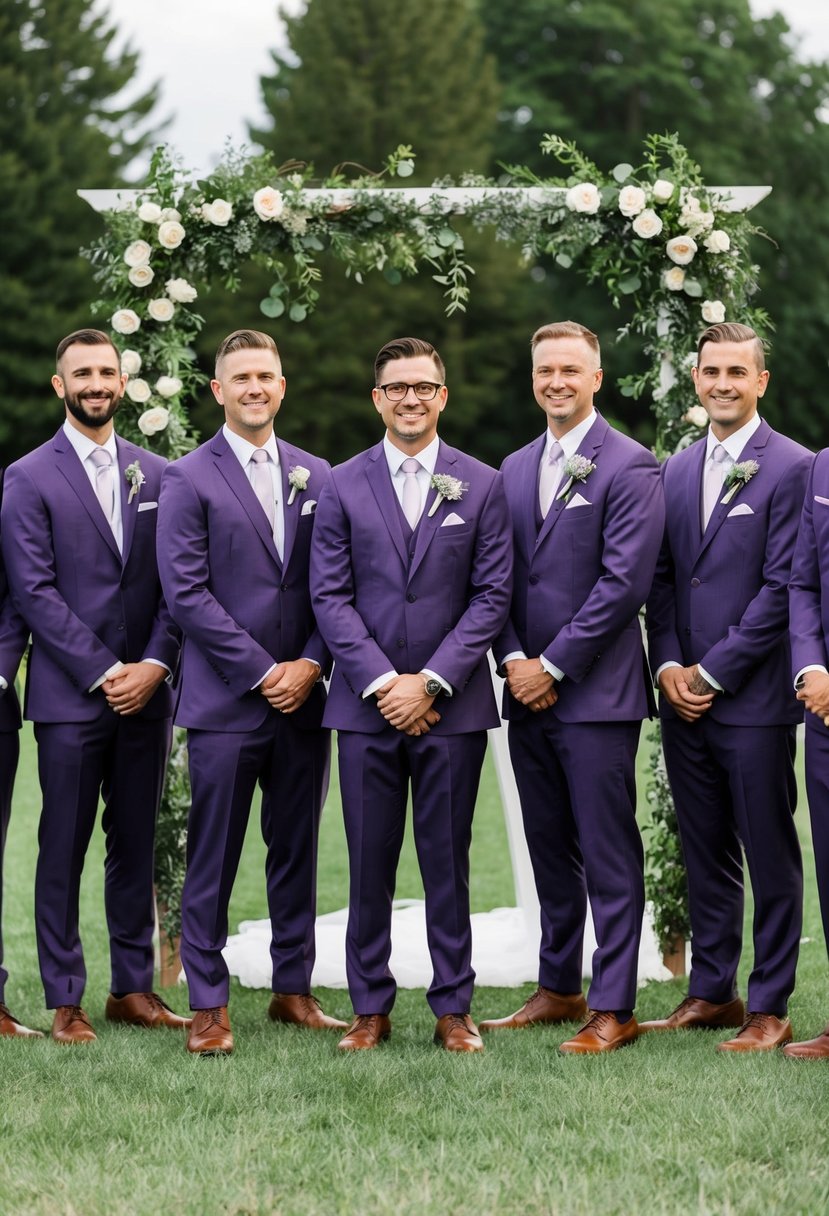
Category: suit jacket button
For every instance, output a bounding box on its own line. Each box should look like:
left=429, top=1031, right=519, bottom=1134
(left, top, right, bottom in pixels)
left=690, top=577, right=701, bottom=588
left=406, top=593, right=417, bottom=603
left=529, top=574, right=539, bottom=586
left=396, top=638, right=406, bottom=648
left=117, top=623, right=125, bottom=631
left=281, top=582, right=289, bottom=591
left=685, top=627, right=691, bottom=635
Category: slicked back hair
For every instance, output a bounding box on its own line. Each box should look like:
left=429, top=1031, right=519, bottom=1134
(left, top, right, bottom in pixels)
left=215, top=329, right=280, bottom=373
left=696, top=322, right=766, bottom=372
left=56, top=329, right=119, bottom=372
left=374, top=337, right=445, bottom=385
left=531, top=321, right=601, bottom=365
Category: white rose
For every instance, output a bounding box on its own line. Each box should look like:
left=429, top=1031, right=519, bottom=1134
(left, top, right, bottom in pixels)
left=123, top=240, right=152, bottom=267
left=138, top=202, right=162, bottom=224
left=155, top=375, right=182, bottom=399
left=701, top=299, right=726, bottom=324
left=565, top=182, right=601, bottom=214
left=631, top=208, right=663, bottom=239
left=662, top=267, right=686, bottom=292
left=652, top=179, right=675, bottom=203
left=703, top=229, right=731, bottom=254
left=666, top=234, right=698, bottom=265
left=125, top=377, right=152, bottom=404
left=157, top=220, right=185, bottom=249
left=128, top=264, right=154, bottom=288
left=120, top=349, right=142, bottom=375
left=147, top=297, right=176, bottom=322
left=253, top=186, right=285, bottom=221
left=205, top=198, right=233, bottom=226
left=165, top=277, right=198, bottom=303
left=683, top=405, right=709, bottom=428
left=618, top=185, right=647, bottom=218
left=684, top=351, right=698, bottom=368
left=111, top=308, right=141, bottom=335
left=160, top=208, right=181, bottom=223
left=137, top=406, right=170, bottom=436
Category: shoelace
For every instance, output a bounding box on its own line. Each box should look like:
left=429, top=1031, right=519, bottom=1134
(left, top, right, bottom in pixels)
left=199, top=1007, right=227, bottom=1027
left=442, top=1014, right=470, bottom=1032
left=64, top=1005, right=91, bottom=1026
left=737, top=1012, right=772, bottom=1035
left=142, top=992, right=172, bottom=1013
left=669, top=997, right=700, bottom=1018
left=580, top=1010, right=616, bottom=1038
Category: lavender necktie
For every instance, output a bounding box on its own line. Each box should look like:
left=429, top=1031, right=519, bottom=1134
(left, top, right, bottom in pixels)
left=401, top=458, right=422, bottom=530
left=89, top=447, right=115, bottom=523
left=702, top=443, right=728, bottom=529
left=250, top=448, right=276, bottom=531
left=538, top=441, right=563, bottom=518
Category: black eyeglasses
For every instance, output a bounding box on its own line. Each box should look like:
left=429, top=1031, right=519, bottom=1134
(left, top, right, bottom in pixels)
left=376, top=382, right=444, bottom=402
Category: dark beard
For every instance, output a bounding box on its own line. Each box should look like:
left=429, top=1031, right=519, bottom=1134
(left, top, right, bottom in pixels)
left=64, top=388, right=122, bottom=429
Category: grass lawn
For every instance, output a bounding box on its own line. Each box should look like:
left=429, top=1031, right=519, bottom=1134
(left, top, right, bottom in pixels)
left=1, top=723, right=828, bottom=1216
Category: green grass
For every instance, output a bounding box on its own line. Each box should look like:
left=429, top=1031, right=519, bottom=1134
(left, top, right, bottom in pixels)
left=1, top=724, right=828, bottom=1216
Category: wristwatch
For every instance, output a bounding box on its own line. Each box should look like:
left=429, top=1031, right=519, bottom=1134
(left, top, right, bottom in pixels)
left=422, top=675, right=443, bottom=697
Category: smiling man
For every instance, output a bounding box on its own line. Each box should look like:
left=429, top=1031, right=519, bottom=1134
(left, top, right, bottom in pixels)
left=644, top=321, right=813, bottom=1052
left=310, top=336, right=512, bottom=1053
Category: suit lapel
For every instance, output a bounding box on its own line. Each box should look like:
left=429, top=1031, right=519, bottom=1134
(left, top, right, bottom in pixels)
left=694, top=420, right=770, bottom=564
left=409, top=441, right=460, bottom=581
left=364, top=442, right=409, bottom=569
left=518, top=435, right=546, bottom=562
left=277, top=439, right=302, bottom=571
left=210, top=430, right=282, bottom=566
left=534, top=415, right=608, bottom=553
left=53, top=430, right=121, bottom=561
left=117, top=438, right=139, bottom=566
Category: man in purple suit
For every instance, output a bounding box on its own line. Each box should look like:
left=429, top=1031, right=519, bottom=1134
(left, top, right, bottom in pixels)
left=310, top=336, right=512, bottom=1053
left=785, top=450, right=829, bottom=1059
left=157, top=329, right=345, bottom=1056
left=478, top=321, right=664, bottom=1053
left=0, top=329, right=187, bottom=1044
left=0, top=472, right=42, bottom=1039
left=644, top=321, right=811, bottom=1052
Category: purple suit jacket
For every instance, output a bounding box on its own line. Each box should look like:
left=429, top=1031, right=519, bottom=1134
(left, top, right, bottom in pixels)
left=0, top=429, right=178, bottom=723
left=0, top=470, right=26, bottom=733
left=790, top=448, right=829, bottom=730
left=157, top=429, right=330, bottom=732
left=310, top=439, right=513, bottom=734
left=647, top=420, right=812, bottom=726
left=496, top=414, right=664, bottom=723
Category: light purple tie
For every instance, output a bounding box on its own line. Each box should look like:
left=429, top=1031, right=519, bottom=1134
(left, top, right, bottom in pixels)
left=401, top=458, right=422, bottom=530
left=539, top=441, right=563, bottom=518
left=89, top=446, right=115, bottom=522
left=702, top=443, right=728, bottom=528
left=250, top=448, right=275, bottom=531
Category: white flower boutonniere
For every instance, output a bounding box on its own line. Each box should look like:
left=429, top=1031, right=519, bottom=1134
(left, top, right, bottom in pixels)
left=428, top=472, right=468, bottom=518
left=556, top=454, right=597, bottom=503
left=287, top=465, right=311, bottom=505
left=124, top=460, right=146, bottom=504
left=720, top=459, right=759, bottom=505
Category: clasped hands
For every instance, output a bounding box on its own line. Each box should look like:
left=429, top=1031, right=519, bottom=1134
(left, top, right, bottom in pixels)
left=503, top=657, right=557, bottom=712
left=796, top=670, right=829, bottom=727
left=260, top=658, right=319, bottom=713
left=657, top=664, right=717, bottom=722
left=103, top=661, right=166, bottom=715
left=375, top=673, right=441, bottom=736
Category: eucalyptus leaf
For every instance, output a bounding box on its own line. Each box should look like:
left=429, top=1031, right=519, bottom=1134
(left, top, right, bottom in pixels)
left=619, top=274, right=642, bottom=294
left=612, top=163, right=634, bottom=183
left=396, top=160, right=415, bottom=177
left=289, top=302, right=308, bottom=322
left=260, top=296, right=285, bottom=318
left=555, top=253, right=573, bottom=269
left=437, top=228, right=457, bottom=247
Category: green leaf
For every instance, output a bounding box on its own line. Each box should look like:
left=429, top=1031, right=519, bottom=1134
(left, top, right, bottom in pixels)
left=268, top=283, right=284, bottom=298
left=383, top=268, right=402, bottom=285
left=683, top=278, right=703, bottom=298
left=619, top=274, right=642, bottom=294
left=612, top=163, right=634, bottom=183
left=437, top=228, right=456, bottom=247
left=302, top=235, right=325, bottom=251
left=260, top=296, right=285, bottom=318
left=619, top=383, right=637, bottom=397
left=396, top=160, right=415, bottom=177
left=555, top=253, right=573, bottom=269
left=367, top=210, right=384, bottom=223
left=289, top=302, right=308, bottom=322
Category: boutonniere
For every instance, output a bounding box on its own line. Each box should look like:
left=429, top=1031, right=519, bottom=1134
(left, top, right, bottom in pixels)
left=124, top=460, right=145, bottom=504
left=556, top=454, right=596, bottom=503
left=721, top=459, right=759, bottom=505
left=428, top=472, right=468, bottom=517
left=287, top=465, right=310, bottom=505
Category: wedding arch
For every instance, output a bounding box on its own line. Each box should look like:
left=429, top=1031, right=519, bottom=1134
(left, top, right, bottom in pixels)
left=80, top=133, right=771, bottom=980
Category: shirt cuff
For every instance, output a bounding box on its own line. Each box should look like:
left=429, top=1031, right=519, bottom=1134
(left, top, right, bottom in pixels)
left=795, top=664, right=829, bottom=690
left=90, top=660, right=125, bottom=693
left=253, top=663, right=278, bottom=691
left=654, top=660, right=682, bottom=686
left=143, top=657, right=173, bottom=683
left=0, top=676, right=7, bottom=692
left=539, top=655, right=565, bottom=683
left=697, top=663, right=723, bottom=692
left=363, top=671, right=397, bottom=699
left=421, top=668, right=453, bottom=697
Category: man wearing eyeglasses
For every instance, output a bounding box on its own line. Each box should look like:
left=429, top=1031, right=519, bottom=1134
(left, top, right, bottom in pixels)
left=310, top=336, right=512, bottom=1053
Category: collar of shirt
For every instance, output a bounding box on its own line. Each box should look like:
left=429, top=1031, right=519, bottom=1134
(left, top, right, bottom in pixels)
left=62, top=418, right=118, bottom=466
left=543, top=410, right=597, bottom=463
left=383, top=433, right=440, bottom=478
left=223, top=423, right=280, bottom=471
left=705, top=412, right=761, bottom=464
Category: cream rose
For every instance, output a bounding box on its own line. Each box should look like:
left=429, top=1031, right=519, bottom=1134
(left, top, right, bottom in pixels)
left=632, top=209, right=663, bottom=239
left=138, top=202, right=162, bottom=224
left=123, top=240, right=152, bottom=267
left=204, top=198, right=233, bottom=226
left=703, top=229, right=731, bottom=254
left=666, top=235, right=698, bottom=265
left=157, top=220, right=185, bottom=249
left=253, top=187, right=286, bottom=221
left=652, top=179, right=675, bottom=203
left=111, top=308, right=141, bottom=335
left=120, top=349, right=142, bottom=376
left=155, top=375, right=182, bottom=399
left=683, top=405, right=709, bottom=428
left=160, top=208, right=181, bottom=223
left=701, top=299, right=726, bottom=324
left=165, top=277, right=198, bottom=304
left=662, top=267, right=686, bottom=291
left=565, top=182, right=601, bottom=214
left=618, top=185, right=647, bottom=218
left=128, top=264, right=154, bottom=288
left=137, top=406, right=170, bottom=436
left=147, top=297, right=176, bottom=322
left=125, top=377, right=152, bottom=404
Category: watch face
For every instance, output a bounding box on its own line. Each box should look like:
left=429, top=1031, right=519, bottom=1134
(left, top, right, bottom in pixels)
left=425, top=678, right=442, bottom=696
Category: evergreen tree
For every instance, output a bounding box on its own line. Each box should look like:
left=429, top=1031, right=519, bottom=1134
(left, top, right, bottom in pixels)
left=0, top=0, right=161, bottom=462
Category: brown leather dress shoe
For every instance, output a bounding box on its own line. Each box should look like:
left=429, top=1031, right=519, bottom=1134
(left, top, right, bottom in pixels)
left=434, top=1013, right=484, bottom=1053
left=51, top=1005, right=97, bottom=1045
left=187, top=1006, right=234, bottom=1056
left=105, top=992, right=192, bottom=1030
left=268, top=992, right=348, bottom=1031
left=782, top=1026, right=829, bottom=1060
left=479, top=986, right=587, bottom=1031
left=639, top=995, right=745, bottom=1033
left=0, top=1003, right=44, bottom=1039
left=559, top=1011, right=639, bottom=1054
left=337, top=1014, right=391, bottom=1051
left=717, top=1012, right=792, bottom=1053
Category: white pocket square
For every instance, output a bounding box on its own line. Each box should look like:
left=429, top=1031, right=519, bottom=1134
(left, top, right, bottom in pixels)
left=137, top=501, right=158, bottom=512
left=301, top=499, right=317, bottom=515
left=815, top=495, right=829, bottom=507
left=441, top=512, right=465, bottom=527
left=727, top=503, right=754, bottom=517
left=564, top=492, right=591, bottom=510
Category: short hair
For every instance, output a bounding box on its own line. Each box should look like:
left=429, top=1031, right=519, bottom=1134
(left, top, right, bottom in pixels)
left=56, top=329, right=119, bottom=371
left=531, top=321, right=601, bottom=363
left=215, top=329, right=280, bottom=372
left=696, top=322, right=766, bottom=372
left=374, top=337, right=446, bottom=385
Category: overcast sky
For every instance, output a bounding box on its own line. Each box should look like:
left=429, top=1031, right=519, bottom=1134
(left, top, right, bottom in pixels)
left=103, top=0, right=829, bottom=176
